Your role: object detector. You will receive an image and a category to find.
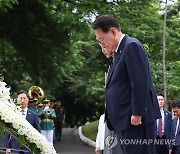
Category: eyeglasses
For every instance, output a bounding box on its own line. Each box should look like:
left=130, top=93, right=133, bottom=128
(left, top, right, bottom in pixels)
left=17, top=97, right=28, bottom=102
left=97, top=37, right=104, bottom=44
left=43, top=102, right=49, bottom=104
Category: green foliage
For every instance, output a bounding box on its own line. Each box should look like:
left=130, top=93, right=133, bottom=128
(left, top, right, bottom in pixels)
left=0, top=0, right=18, bottom=12
left=0, top=124, right=4, bottom=135
left=17, top=135, right=25, bottom=146
left=0, top=0, right=179, bottom=126
left=166, top=61, right=180, bottom=100
left=82, top=120, right=98, bottom=141
left=166, top=2, right=180, bottom=61
left=29, top=143, right=40, bottom=153
left=150, top=60, right=180, bottom=97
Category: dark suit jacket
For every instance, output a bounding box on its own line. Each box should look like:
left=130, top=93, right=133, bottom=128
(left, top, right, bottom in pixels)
left=170, top=117, right=180, bottom=150
left=155, top=109, right=172, bottom=150
left=164, top=109, right=172, bottom=140
left=5, top=109, right=41, bottom=153
left=156, top=109, right=172, bottom=139
left=105, top=34, right=161, bottom=131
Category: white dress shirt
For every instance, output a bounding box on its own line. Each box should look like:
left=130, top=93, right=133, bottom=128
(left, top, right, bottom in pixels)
left=114, top=34, right=125, bottom=53
left=21, top=107, right=28, bottom=118
left=175, top=117, right=180, bottom=137
left=96, top=114, right=105, bottom=150
left=105, top=34, right=125, bottom=84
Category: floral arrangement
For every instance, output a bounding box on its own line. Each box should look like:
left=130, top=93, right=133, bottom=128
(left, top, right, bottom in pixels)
left=0, top=81, right=57, bottom=154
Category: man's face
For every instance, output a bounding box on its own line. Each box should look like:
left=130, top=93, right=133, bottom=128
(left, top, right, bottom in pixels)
left=17, top=93, right=29, bottom=109
left=56, top=101, right=61, bottom=107
left=44, top=102, right=50, bottom=107
left=172, top=107, right=180, bottom=117
left=157, top=95, right=164, bottom=109
left=33, top=100, right=38, bottom=105
left=95, top=28, right=117, bottom=58
left=28, top=102, right=34, bottom=107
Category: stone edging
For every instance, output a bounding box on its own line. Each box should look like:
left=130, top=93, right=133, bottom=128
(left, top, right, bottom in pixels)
left=78, top=126, right=96, bottom=148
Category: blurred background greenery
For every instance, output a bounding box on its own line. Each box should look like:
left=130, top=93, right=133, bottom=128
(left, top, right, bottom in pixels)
left=0, top=0, right=179, bottom=127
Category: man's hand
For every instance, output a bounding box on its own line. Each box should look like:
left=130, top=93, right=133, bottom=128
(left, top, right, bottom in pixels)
left=6, top=149, right=11, bottom=154
left=131, top=115, right=142, bottom=126
left=169, top=150, right=172, bottom=154
left=95, top=147, right=101, bottom=154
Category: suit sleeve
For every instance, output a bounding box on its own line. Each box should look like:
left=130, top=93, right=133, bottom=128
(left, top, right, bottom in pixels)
left=170, top=118, right=176, bottom=150
left=125, top=41, right=149, bottom=116
left=33, top=113, right=41, bottom=132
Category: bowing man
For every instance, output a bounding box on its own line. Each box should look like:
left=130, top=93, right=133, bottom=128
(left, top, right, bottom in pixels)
left=170, top=100, right=180, bottom=154
left=92, top=14, right=161, bottom=154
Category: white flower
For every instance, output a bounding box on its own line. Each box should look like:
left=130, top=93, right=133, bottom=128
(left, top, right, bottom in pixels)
left=0, top=81, right=57, bottom=154
left=0, top=81, right=7, bottom=87
left=0, top=81, right=11, bottom=101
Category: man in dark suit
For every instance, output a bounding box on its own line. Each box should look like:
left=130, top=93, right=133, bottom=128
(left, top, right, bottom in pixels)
left=5, top=90, right=41, bottom=154
left=92, top=14, right=161, bottom=154
left=155, top=93, right=172, bottom=154
left=170, top=100, right=180, bottom=154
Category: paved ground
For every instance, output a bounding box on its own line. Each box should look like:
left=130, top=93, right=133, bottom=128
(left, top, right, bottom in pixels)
left=54, top=128, right=94, bottom=154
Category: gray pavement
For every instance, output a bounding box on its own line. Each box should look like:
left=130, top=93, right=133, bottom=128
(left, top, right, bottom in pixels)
left=54, top=128, right=94, bottom=154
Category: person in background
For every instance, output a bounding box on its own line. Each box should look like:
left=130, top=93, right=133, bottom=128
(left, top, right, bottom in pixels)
left=52, top=100, right=66, bottom=141
left=28, top=98, right=38, bottom=113
left=37, top=103, right=43, bottom=109
left=95, top=114, right=105, bottom=154
left=38, top=99, right=56, bottom=143
left=155, top=93, right=172, bottom=154
left=170, top=100, right=180, bottom=154
left=5, top=90, right=40, bottom=154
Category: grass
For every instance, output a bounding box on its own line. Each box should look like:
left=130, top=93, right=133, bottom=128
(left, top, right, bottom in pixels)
left=82, top=120, right=98, bottom=141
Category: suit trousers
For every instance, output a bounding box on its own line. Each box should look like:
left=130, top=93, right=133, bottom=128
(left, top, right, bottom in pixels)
left=104, top=122, right=156, bottom=154
left=155, top=135, right=169, bottom=154
left=172, top=146, right=180, bottom=154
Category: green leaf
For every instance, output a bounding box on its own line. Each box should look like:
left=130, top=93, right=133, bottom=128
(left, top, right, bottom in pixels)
left=0, top=124, right=4, bottom=135
left=17, top=135, right=26, bottom=146
left=29, top=143, right=38, bottom=153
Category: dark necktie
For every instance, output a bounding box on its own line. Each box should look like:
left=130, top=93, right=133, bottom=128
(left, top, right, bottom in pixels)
left=21, top=110, right=25, bottom=116
left=108, top=57, right=113, bottom=67
left=158, top=118, right=162, bottom=138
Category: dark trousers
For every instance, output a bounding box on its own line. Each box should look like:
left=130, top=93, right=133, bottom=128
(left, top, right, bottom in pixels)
left=117, top=122, right=156, bottom=154
left=155, top=135, right=169, bottom=154
left=54, top=122, right=62, bottom=140
left=172, top=146, right=180, bottom=154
